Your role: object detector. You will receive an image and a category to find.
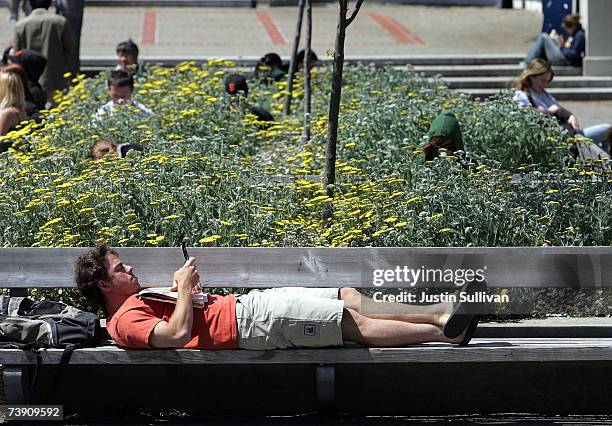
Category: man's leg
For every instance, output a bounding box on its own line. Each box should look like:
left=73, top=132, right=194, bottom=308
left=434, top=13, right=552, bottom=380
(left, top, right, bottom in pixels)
left=339, top=288, right=451, bottom=327
left=341, top=308, right=461, bottom=346
left=7, top=0, right=19, bottom=20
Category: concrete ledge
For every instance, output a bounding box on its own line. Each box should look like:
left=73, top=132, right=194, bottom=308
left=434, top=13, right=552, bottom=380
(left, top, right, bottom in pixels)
left=444, top=76, right=612, bottom=89
left=584, top=57, right=612, bottom=77
left=80, top=54, right=526, bottom=67
left=414, top=64, right=581, bottom=77
left=0, top=0, right=257, bottom=5
left=462, top=87, right=612, bottom=101
left=355, top=0, right=499, bottom=5
left=477, top=317, right=612, bottom=338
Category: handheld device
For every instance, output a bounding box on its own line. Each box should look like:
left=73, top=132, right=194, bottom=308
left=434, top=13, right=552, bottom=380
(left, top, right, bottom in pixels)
left=181, top=241, right=189, bottom=261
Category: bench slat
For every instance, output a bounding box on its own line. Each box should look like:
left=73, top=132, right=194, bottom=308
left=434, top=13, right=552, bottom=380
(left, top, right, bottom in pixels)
left=1, top=247, right=611, bottom=288
left=1, top=339, right=612, bottom=365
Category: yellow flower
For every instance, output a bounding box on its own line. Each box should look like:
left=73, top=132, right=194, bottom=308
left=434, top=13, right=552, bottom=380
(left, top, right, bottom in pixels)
left=42, top=217, right=62, bottom=228
left=426, top=213, right=443, bottom=222
left=200, top=235, right=221, bottom=244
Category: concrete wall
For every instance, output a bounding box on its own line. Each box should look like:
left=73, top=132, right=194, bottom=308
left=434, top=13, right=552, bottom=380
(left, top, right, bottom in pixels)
left=583, top=0, right=612, bottom=76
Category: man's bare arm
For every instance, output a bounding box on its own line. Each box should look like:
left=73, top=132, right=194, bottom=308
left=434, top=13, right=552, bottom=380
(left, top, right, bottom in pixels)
left=149, top=257, right=199, bottom=348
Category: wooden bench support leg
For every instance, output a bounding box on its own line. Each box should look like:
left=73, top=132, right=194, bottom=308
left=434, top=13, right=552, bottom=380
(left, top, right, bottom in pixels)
left=3, top=366, right=30, bottom=404
left=315, top=365, right=335, bottom=412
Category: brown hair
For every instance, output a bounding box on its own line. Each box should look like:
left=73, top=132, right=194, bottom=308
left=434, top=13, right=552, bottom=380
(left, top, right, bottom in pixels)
left=516, top=58, right=554, bottom=91
left=562, top=13, right=581, bottom=32
left=74, top=243, right=118, bottom=313
left=90, top=138, right=116, bottom=160
left=423, top=136, right=456, bottom=161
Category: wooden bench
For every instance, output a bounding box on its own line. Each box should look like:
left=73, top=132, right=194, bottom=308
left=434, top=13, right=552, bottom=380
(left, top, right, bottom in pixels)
left=1, top=247, right=611, bottom=411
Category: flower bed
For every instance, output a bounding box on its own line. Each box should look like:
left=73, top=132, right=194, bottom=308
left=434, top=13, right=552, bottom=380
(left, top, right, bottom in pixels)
left=0, top=61, right=610, bottom=313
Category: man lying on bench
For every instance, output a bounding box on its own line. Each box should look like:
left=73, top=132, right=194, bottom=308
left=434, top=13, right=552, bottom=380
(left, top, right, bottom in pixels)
left=74, top=244, right=481, bottom=350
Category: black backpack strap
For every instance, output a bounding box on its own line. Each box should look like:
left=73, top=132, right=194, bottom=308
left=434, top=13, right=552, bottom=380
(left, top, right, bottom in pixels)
left=29, top=347, right=45, bottom=400
left=42, top=344, right=77, bottom=403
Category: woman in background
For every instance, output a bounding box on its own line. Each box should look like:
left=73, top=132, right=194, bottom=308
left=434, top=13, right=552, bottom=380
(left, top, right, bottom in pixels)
left=0, top=69, right=27, bottom=138
left=521, top=13, right=585, bottom=68
left=514, top=58, right=610, bottom=154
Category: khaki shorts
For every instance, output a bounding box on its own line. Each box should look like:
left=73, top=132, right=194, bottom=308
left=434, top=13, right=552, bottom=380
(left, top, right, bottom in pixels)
left=235, top=288, right=344, bottom=350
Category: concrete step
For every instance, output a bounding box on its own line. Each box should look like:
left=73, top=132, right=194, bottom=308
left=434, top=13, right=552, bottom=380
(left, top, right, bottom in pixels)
left=444, top=76, right=612, bottom=89
left=413, top=64, right=582, bottom=78
left=476, top=317, right=612, bottom=339
left=460, top=87, right=612, bottom=101
left=80, top=54, right=526, bottom=68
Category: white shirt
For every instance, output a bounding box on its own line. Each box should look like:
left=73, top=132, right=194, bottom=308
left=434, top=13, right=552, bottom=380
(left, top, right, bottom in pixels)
left=513, top=89, right=560, bottom=110
left=94, top=99, right=152, bottom=121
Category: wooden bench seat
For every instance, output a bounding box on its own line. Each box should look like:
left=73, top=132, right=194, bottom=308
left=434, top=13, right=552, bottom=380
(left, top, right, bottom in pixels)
left=3, top=339, right=612, bottom=365
left=1, top=247, right=611, bottom=410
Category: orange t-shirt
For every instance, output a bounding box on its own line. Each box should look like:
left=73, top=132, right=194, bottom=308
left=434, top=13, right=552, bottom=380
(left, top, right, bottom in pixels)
left=107, top=294, right=238, bottom=349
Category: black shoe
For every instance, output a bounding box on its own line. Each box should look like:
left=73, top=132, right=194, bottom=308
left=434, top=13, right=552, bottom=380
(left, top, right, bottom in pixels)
left=459, top=315, right=480, bottom=346
left=443, top=280, right=487, bottom=339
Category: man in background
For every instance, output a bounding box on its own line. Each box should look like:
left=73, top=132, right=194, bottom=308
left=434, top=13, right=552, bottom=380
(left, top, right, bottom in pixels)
left=56, top=0, right=84, bottom=73
left=14, top=0, right=75, bottom=97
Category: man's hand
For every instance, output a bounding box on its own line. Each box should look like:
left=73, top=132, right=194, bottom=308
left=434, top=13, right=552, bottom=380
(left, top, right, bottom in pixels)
left=547, top=104, right=561, bottom=115
left=150, top=257, right=199, bottom=349
left=171, top=257, right=200, bottom=292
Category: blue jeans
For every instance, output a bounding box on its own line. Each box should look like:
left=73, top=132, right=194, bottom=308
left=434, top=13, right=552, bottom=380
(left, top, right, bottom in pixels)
left=580, top=123, right=611, bottom=148
left=525, top=33, right=569, bottom=66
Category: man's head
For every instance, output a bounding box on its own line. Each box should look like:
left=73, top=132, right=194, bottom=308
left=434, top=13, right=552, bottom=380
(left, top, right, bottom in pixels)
left=29, top=0, right=52, bottom=10
left=107, top=69, right=134, bottom=103
left=259, top=52, right=282, bottom=70
left=90, top=138, right=117, bottom=161
left=116, top=40, right=139, bottom=71
left=75, top=244, right=141, bottom=312
left=296, top=49, right=319, bottom=71
left=225, top=73, right=249, bottom=97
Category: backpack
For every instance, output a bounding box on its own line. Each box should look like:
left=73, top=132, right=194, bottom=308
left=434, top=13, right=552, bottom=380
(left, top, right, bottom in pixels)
left=0, top=296, right=100, bottom=349
left=0, top=296, right=101, bottom=403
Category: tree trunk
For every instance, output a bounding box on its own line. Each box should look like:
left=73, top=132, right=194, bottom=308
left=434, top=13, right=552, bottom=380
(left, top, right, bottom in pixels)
left=303, top=0, right=313, bottom=142
left=324, top=0, right=347, bottom=204
left=284, top=0, right=306, bottom=116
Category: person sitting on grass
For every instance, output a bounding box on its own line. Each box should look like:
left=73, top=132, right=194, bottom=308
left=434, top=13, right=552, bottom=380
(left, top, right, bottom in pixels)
left=520, top=13, right=585, bottom=68
left=75, top=244, right=484, bottom=351
left=513, top=59, right=610, bottom=157
left=115, top=39, right=140, bottom=74
left=94, top=70, right=151, bottom=121
left=224, top=73, right=274, bottom=127
left=422, top=111, right=465, bottom=162
left=0, top=68, right=28, bottom=150
left=89, top=137, right=143, bottom=161
left=296, top=48, right=319, bottom=71
left=254, top=52, right=286, bottom=84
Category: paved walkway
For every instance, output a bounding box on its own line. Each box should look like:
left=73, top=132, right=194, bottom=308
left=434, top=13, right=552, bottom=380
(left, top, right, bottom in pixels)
left=2, top=4, right=542, bottom=58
